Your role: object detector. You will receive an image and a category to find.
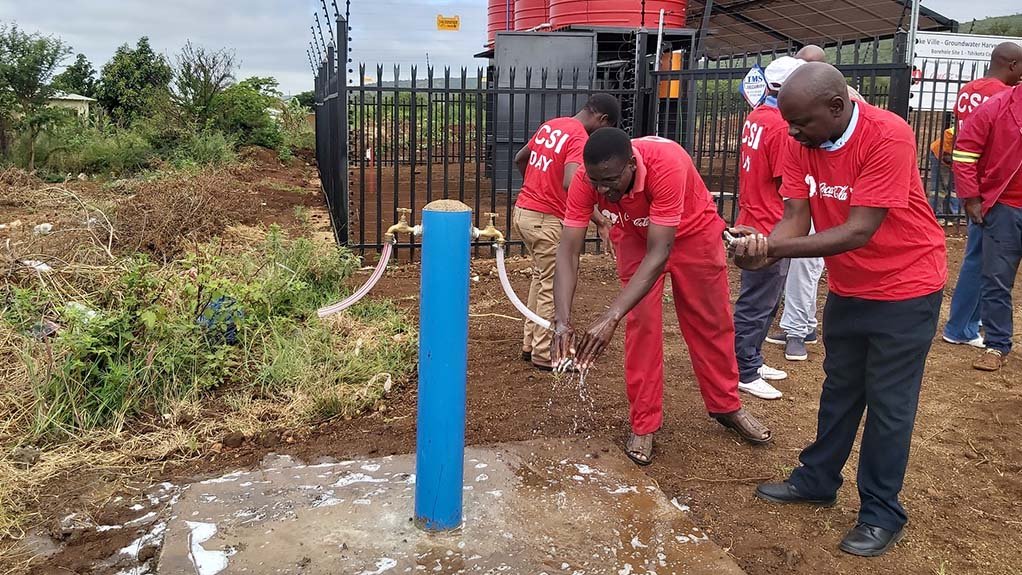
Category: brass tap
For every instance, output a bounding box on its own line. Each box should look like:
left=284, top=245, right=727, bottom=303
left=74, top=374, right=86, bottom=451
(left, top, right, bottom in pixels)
left=384, top=208, right=416, bottom=242
left=475, top=212, right=505, bottom=246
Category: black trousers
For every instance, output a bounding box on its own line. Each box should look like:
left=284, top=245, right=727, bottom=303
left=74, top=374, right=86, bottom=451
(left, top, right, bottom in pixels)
left=789, top=290, right=942, bottom=532
left=734, top=259, right=789, bottom=383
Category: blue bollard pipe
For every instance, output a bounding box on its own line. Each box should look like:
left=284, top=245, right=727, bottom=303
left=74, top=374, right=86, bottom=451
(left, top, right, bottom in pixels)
left=414, top=200, right=472, bottom=531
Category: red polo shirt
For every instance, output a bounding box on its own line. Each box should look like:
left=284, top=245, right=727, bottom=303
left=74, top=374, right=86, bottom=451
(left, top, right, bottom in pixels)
left=563, top=136, right=720, bottom=239
left=780, top=102, right=947, bottom=301
left=737, top=103, right=788, bottom=235
left=515, top=116, right=589, bottom=218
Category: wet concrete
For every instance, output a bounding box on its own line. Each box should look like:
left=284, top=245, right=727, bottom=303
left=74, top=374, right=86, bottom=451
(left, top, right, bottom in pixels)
left=156, top=438, right=745, bottom=575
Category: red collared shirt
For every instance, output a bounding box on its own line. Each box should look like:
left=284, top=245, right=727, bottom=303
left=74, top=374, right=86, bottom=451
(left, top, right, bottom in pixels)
left=563, top=136, right=720, bottom=239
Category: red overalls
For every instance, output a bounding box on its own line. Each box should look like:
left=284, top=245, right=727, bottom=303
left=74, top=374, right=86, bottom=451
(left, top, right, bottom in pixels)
left=610, top=202, right=743, bottom=435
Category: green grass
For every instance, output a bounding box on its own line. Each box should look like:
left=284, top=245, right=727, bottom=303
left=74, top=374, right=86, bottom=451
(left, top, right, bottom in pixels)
left=1, top=227, right=416, bottom=439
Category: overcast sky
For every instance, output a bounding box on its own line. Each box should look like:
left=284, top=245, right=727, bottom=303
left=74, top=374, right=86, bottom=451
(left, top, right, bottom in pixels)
left=0, top=0, right=1018, bottom=95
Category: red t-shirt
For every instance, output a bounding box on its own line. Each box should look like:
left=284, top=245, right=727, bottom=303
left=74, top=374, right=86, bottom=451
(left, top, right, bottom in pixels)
left=998, top=168, right=1022, bottom=208
left=563, top=136, right=720, bottom=239
left=737, top=103, right=788, bottom=235
left=515, top=116, right=588, bottom=218
left=780, top=103, right=947, bottom=301
left=955, top=77, right=1009, bottom=131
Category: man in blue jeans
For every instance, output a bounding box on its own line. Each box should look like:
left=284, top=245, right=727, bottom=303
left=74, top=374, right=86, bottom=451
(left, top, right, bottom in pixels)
left=942, top=42, right=1021, bottom=348
left=953, top=80, right=1022, bottom=372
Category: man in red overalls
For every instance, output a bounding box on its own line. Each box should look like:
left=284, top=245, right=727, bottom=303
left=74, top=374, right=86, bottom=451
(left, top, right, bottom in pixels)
left=552, top=128, right=772, bottom=465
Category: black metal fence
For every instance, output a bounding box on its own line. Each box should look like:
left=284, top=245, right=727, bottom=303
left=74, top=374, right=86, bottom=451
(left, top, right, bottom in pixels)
left=343, top=65, right=632, bottom=259
left=315, top=27, right=972, bottom=259
left=313, top=15, right=348, bottom=247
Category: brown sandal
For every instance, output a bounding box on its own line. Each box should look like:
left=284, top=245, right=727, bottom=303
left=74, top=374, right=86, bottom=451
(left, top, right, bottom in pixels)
left=625, top=432, right=654, bottom=466
left=713, top=408, right=772, bottom=445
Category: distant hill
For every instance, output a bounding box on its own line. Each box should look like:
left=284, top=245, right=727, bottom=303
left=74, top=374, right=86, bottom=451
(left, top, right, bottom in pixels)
left=961, top=13, right=1022, bottom=37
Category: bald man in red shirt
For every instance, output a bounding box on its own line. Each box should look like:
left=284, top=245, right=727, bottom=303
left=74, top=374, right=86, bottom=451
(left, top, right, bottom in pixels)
left=733, top=63, right=947, bottom=557
left=551, top=128, right=771, bottom=466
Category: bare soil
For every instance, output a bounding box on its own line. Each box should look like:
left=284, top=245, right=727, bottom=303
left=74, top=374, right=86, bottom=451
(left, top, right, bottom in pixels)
left=10, top=167, right=1022, bottom=574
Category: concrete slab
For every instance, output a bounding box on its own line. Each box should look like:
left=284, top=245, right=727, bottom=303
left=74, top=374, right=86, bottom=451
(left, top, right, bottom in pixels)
left=156, top=439, right=745, bottom=575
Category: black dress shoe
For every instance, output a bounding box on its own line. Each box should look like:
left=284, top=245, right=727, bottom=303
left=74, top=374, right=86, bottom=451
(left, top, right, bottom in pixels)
left=839, top=523, right=904, bottom=557
left=755, top=481, right=836, bottom=507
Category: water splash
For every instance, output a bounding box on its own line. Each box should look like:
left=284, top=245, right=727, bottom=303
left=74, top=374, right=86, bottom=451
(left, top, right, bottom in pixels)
left=553, top=364, right=596, bottom=433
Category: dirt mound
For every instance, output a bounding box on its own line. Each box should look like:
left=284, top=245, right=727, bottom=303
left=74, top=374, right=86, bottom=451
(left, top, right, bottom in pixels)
left=238, top=145, right=281, bottom=165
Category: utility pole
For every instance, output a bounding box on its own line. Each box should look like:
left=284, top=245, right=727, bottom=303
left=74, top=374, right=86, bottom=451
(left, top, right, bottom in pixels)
left=907, top=0, right=921, bottom=64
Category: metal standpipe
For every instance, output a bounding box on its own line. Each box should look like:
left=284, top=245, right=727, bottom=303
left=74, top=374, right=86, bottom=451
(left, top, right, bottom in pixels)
left=414, top=199, right=473, bottom=531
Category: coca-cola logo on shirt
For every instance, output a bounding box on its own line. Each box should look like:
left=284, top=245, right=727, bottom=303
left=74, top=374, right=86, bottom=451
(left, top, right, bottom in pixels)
left=601, top=210, right=649, bottom=228
left=819, top=183, right=851, bottom=201
left=805, top=175, right=851, bottom=202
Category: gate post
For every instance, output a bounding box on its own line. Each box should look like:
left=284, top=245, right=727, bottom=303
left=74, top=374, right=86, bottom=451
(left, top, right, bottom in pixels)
left=336, top=14, right=350, bottom=246
left=414, top=200, right=472, bottom=531
left=888, top=30, right=912, bottom=120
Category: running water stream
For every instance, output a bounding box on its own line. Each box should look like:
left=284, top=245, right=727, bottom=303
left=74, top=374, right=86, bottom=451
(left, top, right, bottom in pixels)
left=552, top=365, right=596, bottom=433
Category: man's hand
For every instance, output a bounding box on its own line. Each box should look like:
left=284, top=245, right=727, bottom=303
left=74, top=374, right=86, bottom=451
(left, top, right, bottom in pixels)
left=596, top=218, right=616, bottom=259
left=731, top=231, right=771, bottom=270
left=552, top=320, right=577, bottom=370
left=575, top=311, right=621, bottom=370
left=965, top=197, right=984, bottom=226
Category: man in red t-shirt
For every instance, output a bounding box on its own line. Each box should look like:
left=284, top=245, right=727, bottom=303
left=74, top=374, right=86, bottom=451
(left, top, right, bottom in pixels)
left=732, top=56, right=804, bottom=400
left=551, top=128, right=772, bottom=466
left=942, top=42, right=1022, bottom=351
left=511, top=94, right=620, bottom=370
left=953, top=81, right=1022, bottom=371
left=732, top=63, right=947, bottom=557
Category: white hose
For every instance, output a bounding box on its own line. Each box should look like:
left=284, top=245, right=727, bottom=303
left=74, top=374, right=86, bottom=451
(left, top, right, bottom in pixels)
left=317, top=241, right=394, bottom=318
left=495, top=244, right=552, bottom=331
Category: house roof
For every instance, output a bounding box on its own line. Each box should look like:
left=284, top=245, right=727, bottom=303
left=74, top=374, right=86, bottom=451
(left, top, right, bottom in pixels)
left=687, top=0, right=956, bottom=55
left=50, top=91, right=97, bottom=102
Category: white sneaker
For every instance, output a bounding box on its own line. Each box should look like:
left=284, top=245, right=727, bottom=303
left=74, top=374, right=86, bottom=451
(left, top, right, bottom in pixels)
left=941, top=334, right=986, bottom=349
left=758, top=364, right=788, bottom=381
left=738, top=378, right=783, bottom=400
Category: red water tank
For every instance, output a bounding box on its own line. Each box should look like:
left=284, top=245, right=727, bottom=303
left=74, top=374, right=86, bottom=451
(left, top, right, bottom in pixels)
left=549, top=0, right=687, bottom=30
left=514, top=0, right=549, bottom=31
left=487, top=0, right=515, bottom=45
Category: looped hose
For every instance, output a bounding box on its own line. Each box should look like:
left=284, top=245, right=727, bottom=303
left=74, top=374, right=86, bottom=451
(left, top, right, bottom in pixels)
left=495, top=244, right=551, bottom=330
left=318, top=241, right=394, bottom=318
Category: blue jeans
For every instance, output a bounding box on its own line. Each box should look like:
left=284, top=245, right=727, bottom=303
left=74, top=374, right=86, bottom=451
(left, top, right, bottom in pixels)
left=981, top=203, right=1022, bottom=354
left=943, top=221, right=984, bottom=342
left=928, top=152, right=960, bottom=215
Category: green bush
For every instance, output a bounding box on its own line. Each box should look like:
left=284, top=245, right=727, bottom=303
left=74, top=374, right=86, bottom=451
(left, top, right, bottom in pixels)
left=38, top=125, right=155, bottom=175
left=173, top=129, right=236, bottom=167
left=212, top=83, right=282, bottom=149
left=2, top=228, right=412, bottom=438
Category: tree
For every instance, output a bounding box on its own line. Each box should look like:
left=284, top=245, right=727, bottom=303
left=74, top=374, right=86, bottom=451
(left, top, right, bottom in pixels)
left=171, top=41, right=236, bottom=125
left=52, top=53, right=97, bottom=98
left=293, top=90, right=315, bottom=107
left=0, top=23, right=70, bottom=168
left=96, top=37, right=172, bottom=124
left=237, top=76, right=282, bottom=99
